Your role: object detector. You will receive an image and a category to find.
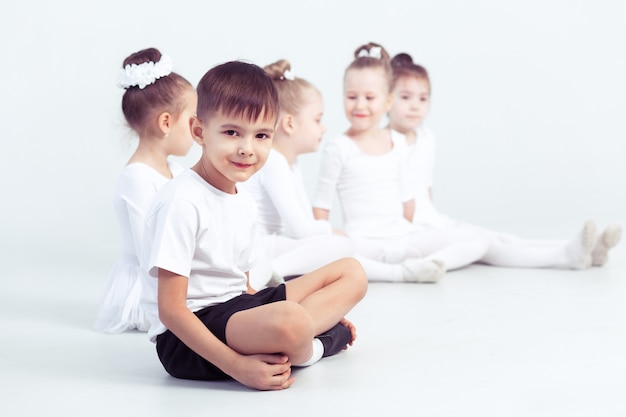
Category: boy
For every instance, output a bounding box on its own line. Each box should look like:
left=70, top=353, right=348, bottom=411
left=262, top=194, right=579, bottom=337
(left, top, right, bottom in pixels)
left=140, top=61, right=367, bottom=391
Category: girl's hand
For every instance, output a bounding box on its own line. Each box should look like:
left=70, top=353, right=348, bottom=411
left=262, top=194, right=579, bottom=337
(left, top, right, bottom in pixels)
left=332, top=228, right=347, bottom=236
left=230, top=354, right=295, bottom=391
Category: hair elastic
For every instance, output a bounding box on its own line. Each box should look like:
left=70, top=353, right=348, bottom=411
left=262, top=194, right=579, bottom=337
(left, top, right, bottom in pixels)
left=281, top=69, right=295, bottom=81
left=117, top=54, right=173, bottom=89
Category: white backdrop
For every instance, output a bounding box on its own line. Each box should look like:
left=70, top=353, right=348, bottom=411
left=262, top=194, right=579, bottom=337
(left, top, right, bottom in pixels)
left=1, top=0, right=624, bottom=266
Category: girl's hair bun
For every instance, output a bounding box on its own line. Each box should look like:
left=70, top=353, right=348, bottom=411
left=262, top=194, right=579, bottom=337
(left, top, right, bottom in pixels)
left=391, top=53, right=414, bottom=68
left=263, top=59, right=292, bottom=82
left=123, top=47, right=162, bottom=68
left=353, top=42, right=390, bottom=62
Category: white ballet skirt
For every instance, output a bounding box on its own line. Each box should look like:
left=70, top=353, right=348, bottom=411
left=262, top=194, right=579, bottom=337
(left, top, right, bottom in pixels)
left=94, top=255, right=147, bottom=333
left=94, top=162, right=183, bottom=333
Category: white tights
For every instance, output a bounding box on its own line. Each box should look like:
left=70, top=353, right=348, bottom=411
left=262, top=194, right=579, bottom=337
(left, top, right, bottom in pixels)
left=458, top=221, right=595, bottom=269
left=350, top=219, right=599, bottom=282
left=249, top=233, right=355, bottom=288
left=352, top=227, right=489, bottom=282
left=249, top=220, right=613, bottom=286
left=251, top=229, right=483, bottom=285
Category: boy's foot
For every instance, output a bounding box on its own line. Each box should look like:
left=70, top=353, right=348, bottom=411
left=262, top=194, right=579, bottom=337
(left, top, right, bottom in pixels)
left=401, top=258, right=446, bottom=283
left=591, top=224, right=622, bottom=267
left=317, top=323, right=352, bottom=358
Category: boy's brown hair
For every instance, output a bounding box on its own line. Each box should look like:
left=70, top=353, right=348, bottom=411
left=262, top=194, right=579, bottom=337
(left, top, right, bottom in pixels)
left=197, top=61, right=279, bottom=123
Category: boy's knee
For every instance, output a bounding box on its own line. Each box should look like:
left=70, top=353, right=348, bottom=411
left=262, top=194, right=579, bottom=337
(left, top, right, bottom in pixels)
left=272, top=302, right=315, bottom=346
left=342, top=257, right=368, bottom=300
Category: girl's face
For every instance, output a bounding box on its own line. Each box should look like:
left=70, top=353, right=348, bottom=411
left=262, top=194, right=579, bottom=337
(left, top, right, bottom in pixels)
left=388, top=76, right=431, bottom=134
left=343, top=67, right=392, bottom=134
left=292, top=88, right=326, bottom=154
left=167, top=88, right=198, bottom=156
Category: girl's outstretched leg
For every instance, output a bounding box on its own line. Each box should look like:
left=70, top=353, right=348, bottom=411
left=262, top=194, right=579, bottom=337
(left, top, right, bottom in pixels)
left=565, top=220, right=597, bottom=269
left=477, top=220, right=596, bottom=269
left=591, top=224, right=622, bottom=267
left=401, top=258, right=446, bottom=283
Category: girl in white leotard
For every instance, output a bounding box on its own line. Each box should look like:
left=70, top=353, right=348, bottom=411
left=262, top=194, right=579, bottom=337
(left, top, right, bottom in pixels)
left=94, top=48, right=197, bottom=333
left=387, top=51, right=622, bottom=270
left=313, top=43, right=492, bottom=283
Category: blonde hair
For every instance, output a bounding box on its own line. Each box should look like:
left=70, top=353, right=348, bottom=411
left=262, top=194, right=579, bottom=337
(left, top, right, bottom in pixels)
left=263, top=59, right=317, bottom=116
left=345, top=42, right=392, bottom=88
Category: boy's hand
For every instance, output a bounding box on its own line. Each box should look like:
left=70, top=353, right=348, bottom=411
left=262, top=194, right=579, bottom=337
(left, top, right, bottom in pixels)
left=231, top=354, right=295, bottom=391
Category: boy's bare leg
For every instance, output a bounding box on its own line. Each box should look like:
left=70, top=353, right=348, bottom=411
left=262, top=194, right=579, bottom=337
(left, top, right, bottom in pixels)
left=285, top=257, right=367, bottom=335
left=226, top=301, right=316, bottom=364
left=226, top=257, right=366, bottom=364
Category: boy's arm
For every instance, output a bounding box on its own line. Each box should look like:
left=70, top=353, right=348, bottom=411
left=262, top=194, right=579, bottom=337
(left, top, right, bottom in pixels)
left=157, top=268, right=292, bottom=390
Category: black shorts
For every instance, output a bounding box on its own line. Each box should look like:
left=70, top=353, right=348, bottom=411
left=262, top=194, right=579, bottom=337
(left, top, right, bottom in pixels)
left=156, top=284, right=287, bottom=381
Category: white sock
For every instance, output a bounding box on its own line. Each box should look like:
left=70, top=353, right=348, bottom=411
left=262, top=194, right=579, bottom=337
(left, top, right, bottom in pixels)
left=293, top=338, right=324, bottom=367
left=566, top=220, right=597, bottom=270
left=591, top=224, right=622, bottom=267
left=265, top=271, right=285, bottom=288
left=401, top=258, right=446, bottom=283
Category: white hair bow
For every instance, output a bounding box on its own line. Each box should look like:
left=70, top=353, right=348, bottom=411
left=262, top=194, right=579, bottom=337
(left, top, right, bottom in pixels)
left=357, top=46, right=382, bottom=59
left=117, top=54, right=173, bottom=89
left=282, top=69, right=295, bottom=80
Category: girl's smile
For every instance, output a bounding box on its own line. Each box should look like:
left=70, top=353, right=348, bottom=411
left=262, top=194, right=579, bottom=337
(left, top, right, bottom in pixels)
left=231, top=161, right=255, bottom=169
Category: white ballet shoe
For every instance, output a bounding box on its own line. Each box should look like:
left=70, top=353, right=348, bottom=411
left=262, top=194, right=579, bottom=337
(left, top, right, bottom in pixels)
left=401, top=258, right=446, bottom=283
left=567, top=220, right=597, bottom=270
left=591, top=224, right=622, bottom=267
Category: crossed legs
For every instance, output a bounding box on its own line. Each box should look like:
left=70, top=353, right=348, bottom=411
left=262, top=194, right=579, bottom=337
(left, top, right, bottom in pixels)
left=226, top=258, right=367, bottom=365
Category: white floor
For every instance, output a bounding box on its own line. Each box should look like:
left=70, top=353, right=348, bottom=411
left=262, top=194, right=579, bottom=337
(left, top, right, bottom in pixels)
left=2, top=249, right=626, bottom=417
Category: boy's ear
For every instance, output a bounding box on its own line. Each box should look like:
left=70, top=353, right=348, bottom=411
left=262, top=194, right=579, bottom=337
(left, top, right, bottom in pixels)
left=281, top=113, right=295, bottom=135
left=190, top=116, right=205, bottom=146
left=157, top=112, right=172, bottom=137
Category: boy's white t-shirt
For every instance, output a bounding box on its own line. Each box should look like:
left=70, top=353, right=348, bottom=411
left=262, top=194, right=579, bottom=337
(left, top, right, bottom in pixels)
left=140, top=169, right=257, bottom=342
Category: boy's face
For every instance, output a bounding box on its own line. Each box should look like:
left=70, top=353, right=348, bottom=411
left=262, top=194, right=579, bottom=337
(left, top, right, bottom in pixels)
left=191, top=110, right=276, bottom=194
